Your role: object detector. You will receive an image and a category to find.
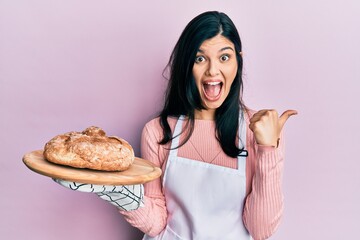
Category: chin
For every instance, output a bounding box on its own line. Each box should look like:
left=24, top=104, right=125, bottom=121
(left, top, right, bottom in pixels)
left=203, top=99, right=225, bottom=110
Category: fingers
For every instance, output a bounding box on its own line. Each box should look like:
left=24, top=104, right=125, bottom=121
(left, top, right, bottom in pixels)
left=249, top=109, right=276, bottom=129
left=249, top=109, right=297, bottom=133
left=248, top=108, right=297, bottom=147
left=249, top=110, right=268, bottom=119
left=249, top=109, right=270, bottom=125
left=279, top=110, right=298, bottom=129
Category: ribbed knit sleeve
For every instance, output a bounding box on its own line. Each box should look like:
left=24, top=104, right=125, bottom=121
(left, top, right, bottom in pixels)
left=119, top=118, right=171, bottom=237
left=242, top=135, right=285, bottom=240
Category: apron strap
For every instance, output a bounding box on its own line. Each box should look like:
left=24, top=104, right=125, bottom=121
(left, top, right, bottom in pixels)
left=237, top=112, right=248, bottom=170
left=168, top=115, right=185, bottom=157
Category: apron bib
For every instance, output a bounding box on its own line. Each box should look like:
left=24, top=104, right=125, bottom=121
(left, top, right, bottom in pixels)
left=144, top=115, right=251, bottom=240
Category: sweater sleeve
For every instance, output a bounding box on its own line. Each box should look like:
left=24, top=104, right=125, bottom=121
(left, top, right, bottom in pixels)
left=242, top=134, right=285, bottom=240
left=119, top=119, right=168, bottom=237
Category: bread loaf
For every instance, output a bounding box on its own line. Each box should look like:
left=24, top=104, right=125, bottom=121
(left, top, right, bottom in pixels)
left=43, top=126, right=134, bottom=171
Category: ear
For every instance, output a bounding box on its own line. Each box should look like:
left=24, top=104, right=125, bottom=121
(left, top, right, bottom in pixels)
left=239, top=51, right=243, bottom=56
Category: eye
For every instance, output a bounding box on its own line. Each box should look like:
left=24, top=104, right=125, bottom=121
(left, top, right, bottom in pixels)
left=195, top=56, right=206, bottom=63
left=220, top=54, right=230, bottom=62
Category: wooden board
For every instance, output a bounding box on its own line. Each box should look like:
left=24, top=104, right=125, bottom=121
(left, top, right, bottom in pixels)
left=23, top=150, right=162, bottom=185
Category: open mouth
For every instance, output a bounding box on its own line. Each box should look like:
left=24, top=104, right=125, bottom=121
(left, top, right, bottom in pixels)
left=202, top=81, right=223, bottom=101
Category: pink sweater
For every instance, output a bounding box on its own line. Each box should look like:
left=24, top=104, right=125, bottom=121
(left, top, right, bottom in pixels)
left=121, top=111, right=284, bottom=240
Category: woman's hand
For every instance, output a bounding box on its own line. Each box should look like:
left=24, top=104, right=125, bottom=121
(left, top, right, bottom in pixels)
left=249, top=109, right=297, bottom=147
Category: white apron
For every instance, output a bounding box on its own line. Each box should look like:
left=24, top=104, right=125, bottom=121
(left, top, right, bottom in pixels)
left=143, top=115, right=252, bottom=240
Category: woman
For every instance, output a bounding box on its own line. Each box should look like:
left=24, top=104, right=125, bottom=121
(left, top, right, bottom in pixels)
left=56, top=11, right=297, bottom=240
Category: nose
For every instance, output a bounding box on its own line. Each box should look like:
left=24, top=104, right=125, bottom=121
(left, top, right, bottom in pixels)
left=206, top=60, right=220, bottom=76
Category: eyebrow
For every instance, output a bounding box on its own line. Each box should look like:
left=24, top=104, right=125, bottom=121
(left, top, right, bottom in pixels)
left=197, top=46, right=235, bottom=53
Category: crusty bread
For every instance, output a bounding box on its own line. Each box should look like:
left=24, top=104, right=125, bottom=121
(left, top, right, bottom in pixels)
left=43, top=126, right=134, bottom=171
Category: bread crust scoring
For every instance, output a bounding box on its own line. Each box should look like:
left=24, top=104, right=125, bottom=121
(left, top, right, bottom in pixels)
left=43, top=126, right=134, bottom=171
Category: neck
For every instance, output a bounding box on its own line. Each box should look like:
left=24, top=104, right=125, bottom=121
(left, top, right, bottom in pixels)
left=194, top=109, right=215, bottom=120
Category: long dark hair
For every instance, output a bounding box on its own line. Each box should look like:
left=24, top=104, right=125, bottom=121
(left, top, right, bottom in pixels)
left=159, top=11, right=246, bottom=158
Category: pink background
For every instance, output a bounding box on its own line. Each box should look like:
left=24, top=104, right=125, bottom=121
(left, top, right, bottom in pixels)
left=1, top=0, right=359, bottom=239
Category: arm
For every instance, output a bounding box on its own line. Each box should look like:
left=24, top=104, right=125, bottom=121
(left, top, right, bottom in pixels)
left=243, top=139, right=285, bottom=240
left=243, top=109, right=297, bottom=240
left=120, top=120, right=168, bottom=237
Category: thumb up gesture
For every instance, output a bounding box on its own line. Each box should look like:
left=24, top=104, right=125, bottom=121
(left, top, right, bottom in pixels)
left=249, top=109, right=298, bottom=147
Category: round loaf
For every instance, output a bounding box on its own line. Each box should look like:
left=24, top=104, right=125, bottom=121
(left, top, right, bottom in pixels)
left=43, top=126, right=134, bottom=171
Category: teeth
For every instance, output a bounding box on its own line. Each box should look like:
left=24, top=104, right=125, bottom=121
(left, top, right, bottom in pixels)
left=205, top=82, right=221, bottom=85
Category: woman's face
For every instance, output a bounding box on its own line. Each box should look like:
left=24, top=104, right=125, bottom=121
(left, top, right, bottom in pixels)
left=192, top=34, right=238, bottom=120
